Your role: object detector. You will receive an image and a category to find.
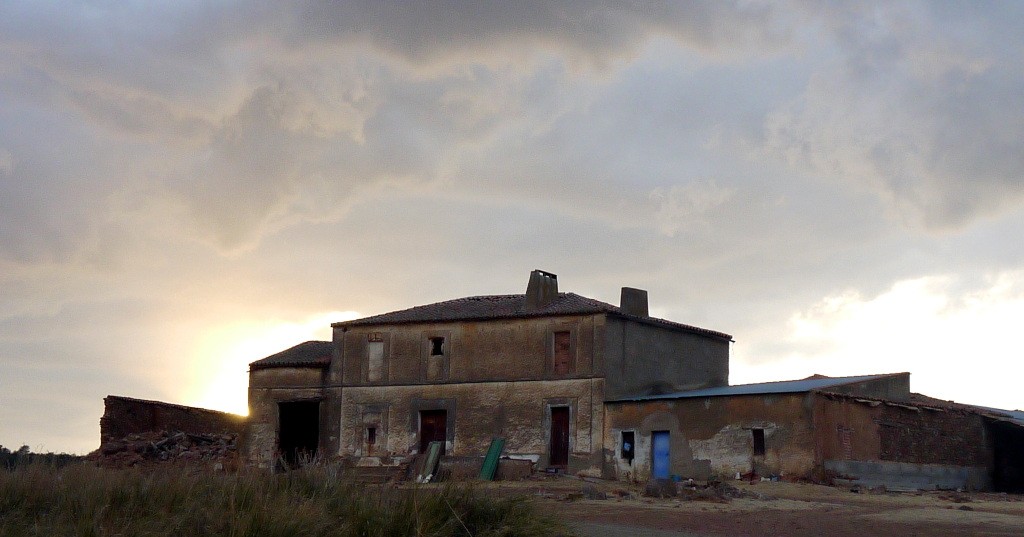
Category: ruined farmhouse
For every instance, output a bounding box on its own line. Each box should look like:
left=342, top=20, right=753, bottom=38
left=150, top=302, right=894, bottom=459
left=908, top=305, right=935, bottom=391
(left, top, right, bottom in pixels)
left=244, top=270, right=1024, bottom=492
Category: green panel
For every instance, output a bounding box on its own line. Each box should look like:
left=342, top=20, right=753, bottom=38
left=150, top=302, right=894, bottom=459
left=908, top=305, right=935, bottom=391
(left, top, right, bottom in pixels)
left=418, top=441, right=444, bottom=482
left=479, top=437, right=505, bottom=481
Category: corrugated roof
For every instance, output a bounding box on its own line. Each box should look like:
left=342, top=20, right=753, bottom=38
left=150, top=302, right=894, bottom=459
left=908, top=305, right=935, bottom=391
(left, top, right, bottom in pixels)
left=970, top=405, right=1024, bottom=428
left=249, top=340, right=332, bottom=370
left=332, top=293, right=732, bottom=340
left=608, top=374, right=899, bottom=403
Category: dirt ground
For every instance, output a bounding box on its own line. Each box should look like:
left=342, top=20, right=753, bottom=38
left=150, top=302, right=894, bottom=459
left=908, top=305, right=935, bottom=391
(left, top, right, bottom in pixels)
left=489, top=476, right=1024, bottom=537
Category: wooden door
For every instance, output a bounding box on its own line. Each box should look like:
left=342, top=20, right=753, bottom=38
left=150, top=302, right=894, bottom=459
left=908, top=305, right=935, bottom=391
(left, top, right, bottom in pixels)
left=419, top=409, right=447, bottom=454
left=549, top=407, right=570, bottom=467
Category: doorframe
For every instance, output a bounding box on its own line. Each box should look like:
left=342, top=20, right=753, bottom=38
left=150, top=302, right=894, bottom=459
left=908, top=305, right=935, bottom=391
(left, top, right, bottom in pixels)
left=543, top=398, right=577, bottom=468
left=409, top=398, right=456, bottom=454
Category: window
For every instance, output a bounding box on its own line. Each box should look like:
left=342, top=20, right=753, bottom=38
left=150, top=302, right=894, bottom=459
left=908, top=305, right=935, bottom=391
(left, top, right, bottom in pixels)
left=367, top=336, right=384, bottom=382
left=429, top=337, right=445, bottom=356
left=553, top=331, right=571, bottom=374
left=621, top=431, right=635, bottom=463
left=752, top=428, right=766, bottom=456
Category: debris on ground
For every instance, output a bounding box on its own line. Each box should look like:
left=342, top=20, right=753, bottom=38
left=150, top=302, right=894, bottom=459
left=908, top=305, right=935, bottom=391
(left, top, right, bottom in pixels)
left=643, top=478, right=761, bottom=501
left=87, top=430, right=239, bottom=470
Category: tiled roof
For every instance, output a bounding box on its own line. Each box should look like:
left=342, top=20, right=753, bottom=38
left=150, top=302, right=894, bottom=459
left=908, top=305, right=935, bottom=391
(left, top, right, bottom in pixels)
left=332, top=293, right=732, bottom=340
left=249, top=340, right=332, bottom=370
left=607, top=373, right=902, bottom=403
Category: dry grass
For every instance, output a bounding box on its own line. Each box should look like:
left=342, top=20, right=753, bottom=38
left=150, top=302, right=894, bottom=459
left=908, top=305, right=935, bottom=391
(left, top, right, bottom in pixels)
left=0, top=463, right=569, bottom=537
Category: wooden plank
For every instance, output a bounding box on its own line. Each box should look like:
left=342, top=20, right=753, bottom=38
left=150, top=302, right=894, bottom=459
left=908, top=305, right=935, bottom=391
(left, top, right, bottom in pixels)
left=479, top=437, right=505, bottom=481
left=418, top=441, right=444, bottom=482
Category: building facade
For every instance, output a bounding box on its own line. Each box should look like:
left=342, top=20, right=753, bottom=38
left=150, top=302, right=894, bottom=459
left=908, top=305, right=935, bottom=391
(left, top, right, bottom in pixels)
left=246, top=270, right=732, bottom=474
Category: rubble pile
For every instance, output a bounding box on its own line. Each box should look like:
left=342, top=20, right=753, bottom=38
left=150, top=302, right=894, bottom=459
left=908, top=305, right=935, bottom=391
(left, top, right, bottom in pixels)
left=644, top=478, right=760, bottom=501
left=89, top=430, right=239, bottom=469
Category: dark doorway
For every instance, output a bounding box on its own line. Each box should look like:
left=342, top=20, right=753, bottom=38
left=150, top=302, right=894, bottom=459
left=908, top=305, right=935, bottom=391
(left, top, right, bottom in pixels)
left=989, top=420, right=1024, bottom=493
left=549, top=406, right=570, bottom=468
left=278, top=400, right=320, bottom=466
left=419, top=409, right=447, bottom=454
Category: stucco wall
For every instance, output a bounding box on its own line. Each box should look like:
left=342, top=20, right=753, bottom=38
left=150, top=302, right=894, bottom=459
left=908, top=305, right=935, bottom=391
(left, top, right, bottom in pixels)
left=341, top=378, right=605, bottom=475
left=603, top=316, right=729, bottom=400
left=332, top=315, right=601, bottom=386
left=603, top=394, right=816, bottom=481
left=247, top=367, right=329, bottom=468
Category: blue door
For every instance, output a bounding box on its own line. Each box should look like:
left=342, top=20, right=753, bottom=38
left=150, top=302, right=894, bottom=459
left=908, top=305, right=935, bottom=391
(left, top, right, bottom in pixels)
left=652, top=431, right=670, bottom=479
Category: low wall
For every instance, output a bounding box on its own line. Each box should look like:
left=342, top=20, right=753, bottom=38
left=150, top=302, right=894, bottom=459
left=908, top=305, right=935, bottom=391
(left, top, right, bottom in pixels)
left=825, top=460, right=991, bottom=491
left=100, top=395, right=246, bottom=442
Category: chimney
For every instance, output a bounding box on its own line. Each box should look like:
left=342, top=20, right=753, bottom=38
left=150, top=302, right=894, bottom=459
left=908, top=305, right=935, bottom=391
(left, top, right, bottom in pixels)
left=620, top=287, right=649, bottom=317
left=525, top=270, right=558, bottom=309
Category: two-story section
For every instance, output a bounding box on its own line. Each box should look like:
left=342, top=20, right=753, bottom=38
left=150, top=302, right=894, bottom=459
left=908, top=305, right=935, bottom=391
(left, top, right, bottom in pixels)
left=327, top=270, right=732, bottom=475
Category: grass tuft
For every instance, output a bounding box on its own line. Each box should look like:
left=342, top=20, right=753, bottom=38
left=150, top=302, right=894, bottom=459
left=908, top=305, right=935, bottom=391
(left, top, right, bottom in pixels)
left=0, top=463, right=570, bottom=536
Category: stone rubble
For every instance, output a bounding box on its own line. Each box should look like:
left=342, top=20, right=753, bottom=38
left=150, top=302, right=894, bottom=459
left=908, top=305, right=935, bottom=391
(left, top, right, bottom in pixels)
left=87, top=430, right=239, bottom=469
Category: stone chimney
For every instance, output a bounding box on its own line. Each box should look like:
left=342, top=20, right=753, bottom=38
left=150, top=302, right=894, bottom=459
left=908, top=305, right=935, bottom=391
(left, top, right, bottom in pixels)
left=619, top=287, right=649, bottom=317
left=525, top=270, right=558, bottom=309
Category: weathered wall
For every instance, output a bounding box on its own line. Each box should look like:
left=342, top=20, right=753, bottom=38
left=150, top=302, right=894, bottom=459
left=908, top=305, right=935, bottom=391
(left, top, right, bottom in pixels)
left=603, top=394, right=816, bottom=481
left=603, top=316, right=729, bottom=400
left=340, top=378, right=605, bottom=475
left=247, top=366, right=329, bottom=468
left=819, top=373, right=911, bottom=401
left=813, top=393, right=992, bottom=490
left=332, top=315, right=601, bottom=386
left=100, top=395, right=246, bottom=442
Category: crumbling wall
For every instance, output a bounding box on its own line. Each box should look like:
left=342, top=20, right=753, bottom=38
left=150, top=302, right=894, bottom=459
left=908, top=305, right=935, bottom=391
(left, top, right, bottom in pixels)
left=340, top=378, right=605, bottom=475
left=814, top=393, right=992, bottom=490
left=247, top=367, right=328, bottom=468
left=603, top=393, right=816, bottom=482
left=100, top=395, right=245, bottom=442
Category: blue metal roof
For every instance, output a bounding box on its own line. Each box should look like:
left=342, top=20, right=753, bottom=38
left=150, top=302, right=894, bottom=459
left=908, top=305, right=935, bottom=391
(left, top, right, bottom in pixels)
left=608, top=374, right=899, bottom=403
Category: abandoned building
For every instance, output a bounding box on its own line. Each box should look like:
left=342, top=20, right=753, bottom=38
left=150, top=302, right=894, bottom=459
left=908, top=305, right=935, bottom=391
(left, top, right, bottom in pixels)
left=248, top=269, right=732, bottom=473
left=246, top=269, right=1024, bottom=492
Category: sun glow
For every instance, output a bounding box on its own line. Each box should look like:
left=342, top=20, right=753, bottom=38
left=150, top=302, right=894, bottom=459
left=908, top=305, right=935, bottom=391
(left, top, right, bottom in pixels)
left=733, top=273, right=1024, bottom=411
left=185, top=311, right=359, bottom=415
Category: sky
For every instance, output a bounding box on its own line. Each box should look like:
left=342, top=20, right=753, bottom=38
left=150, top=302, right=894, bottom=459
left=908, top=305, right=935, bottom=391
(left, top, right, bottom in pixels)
left=3, top=1, right=1024, bottom=454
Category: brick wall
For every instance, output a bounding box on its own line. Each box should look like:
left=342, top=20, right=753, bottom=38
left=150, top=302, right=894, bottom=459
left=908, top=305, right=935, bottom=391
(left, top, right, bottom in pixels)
left=100, top=395, right=246, bottom=442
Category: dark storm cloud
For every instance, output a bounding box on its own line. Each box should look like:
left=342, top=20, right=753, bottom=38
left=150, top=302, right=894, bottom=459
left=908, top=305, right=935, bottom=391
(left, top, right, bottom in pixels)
left=279, top=0, right=790, bottom=63
left=4, top=1, right=1024, bottom=451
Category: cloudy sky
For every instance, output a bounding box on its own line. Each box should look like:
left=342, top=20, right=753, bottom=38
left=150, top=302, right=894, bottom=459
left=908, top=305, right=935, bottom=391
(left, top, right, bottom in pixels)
left=3, top=1, right=1024, bottom=454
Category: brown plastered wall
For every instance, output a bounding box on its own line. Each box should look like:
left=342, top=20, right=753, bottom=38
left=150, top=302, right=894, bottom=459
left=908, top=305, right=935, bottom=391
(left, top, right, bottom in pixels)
left=100, top=395, right=246, bottom=443
left=603, top=393, right=816, bottom=481
left=334, top=315, right=601, bottom=386
left=341, top=378, right=606, bottom=475
left=813, top=393, right=990, bottom=467
left=603, top=316, right=729, bottom=400
left=246, top=367, right=329, bottom=468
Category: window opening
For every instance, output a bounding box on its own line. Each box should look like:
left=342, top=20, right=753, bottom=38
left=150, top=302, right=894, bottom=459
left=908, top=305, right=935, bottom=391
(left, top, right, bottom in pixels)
left=553, top=331, right=571, bottom=374
left=752, top=428, right=766, bottom=456
left=621, top=431, right=635, bottom=463
left=367, top=339, right=384, bottom=382
left=367, top=427, right=377, bottom=446
left=430, top=337, right=445, bottom=356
